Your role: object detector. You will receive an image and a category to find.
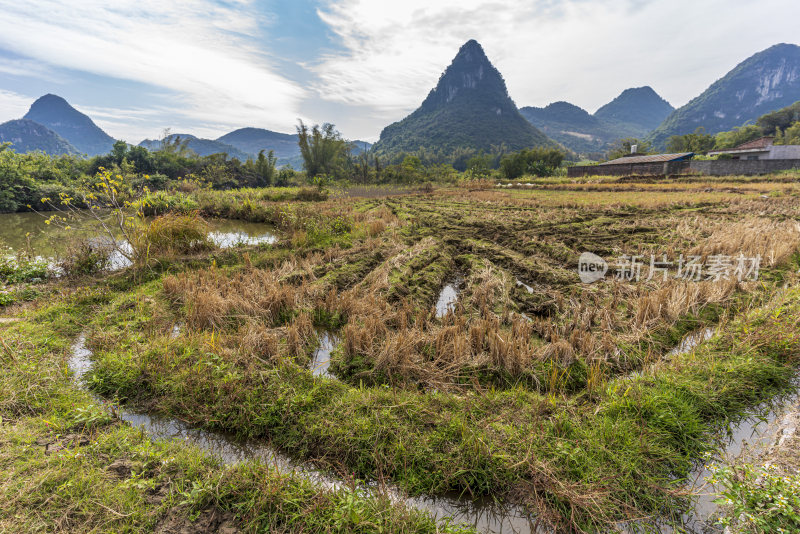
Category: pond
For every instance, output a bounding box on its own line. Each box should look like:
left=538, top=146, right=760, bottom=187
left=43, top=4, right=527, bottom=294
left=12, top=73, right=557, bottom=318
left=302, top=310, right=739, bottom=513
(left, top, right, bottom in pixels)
left=0, top=211, right=277, bottom=263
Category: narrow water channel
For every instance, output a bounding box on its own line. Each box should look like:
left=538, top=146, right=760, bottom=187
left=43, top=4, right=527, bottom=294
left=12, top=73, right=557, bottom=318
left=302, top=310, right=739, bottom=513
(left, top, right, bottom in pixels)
left=68, top=324, right=800, bottom=534
left=68, top=333, right=542, bottom=533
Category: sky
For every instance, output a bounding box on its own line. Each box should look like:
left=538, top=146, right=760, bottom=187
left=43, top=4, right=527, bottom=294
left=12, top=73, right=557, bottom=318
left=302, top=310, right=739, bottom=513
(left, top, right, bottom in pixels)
left=0, top=0, right=798, bottom=144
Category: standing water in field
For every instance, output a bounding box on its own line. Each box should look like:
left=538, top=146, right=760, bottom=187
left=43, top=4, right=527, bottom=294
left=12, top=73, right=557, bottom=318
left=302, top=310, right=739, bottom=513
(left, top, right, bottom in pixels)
left=666, top=327, right=715, bottom=357
left=207, top=219, right=278, bottom=248
left=309, top=332, right=338, bottom=378
left=677, top=375, right=800, bottom=532
left=618, top=326, right=800, bottom=533
left=436, top=277, right=463, bottom=318
left=516, top=279, right=534, bottom=294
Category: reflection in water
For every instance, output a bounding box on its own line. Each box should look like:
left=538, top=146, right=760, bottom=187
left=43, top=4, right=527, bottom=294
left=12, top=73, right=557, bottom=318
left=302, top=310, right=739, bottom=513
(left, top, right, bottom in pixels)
left=207, top=219, right=277, bottom=248
left=69, top=334, right=93, bottom=382
left=680, top=379, right=800, bottom=532
left=436, top=278, right=462, bottom=318
left=68, top=333, right=542, bottom=533
left=310, top=332, right=338, bottom=378
left=409, top=494, right=547, bottom=534
left=0, top=212, right=277, bottom=270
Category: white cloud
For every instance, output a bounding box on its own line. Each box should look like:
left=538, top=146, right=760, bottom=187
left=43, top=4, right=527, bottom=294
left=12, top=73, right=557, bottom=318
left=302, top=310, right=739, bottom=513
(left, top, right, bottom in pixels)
left=312, top=0, right=800, bottom=124
left=0, top=89, right=33, bottom=123
left=0, top=0, right=307, bottom=138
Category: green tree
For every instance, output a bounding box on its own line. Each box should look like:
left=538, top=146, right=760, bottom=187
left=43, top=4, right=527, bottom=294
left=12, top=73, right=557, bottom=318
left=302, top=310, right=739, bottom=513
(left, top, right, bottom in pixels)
left=756, top=101, right=800, bottom=135
left=465, top=153, right=492, bottom=177
left=0, top=144, right=35, bottom=212
left=296, top=121, right=348, bottom=180
left=776, top=121, right=800, bottom=145
left=499, top=148, right=564, bottom=179
left=666, top=127, right=716, bottom=153
left=254, top=149, right=277, bottom=186
left=713, top=124, right=763, bottom=149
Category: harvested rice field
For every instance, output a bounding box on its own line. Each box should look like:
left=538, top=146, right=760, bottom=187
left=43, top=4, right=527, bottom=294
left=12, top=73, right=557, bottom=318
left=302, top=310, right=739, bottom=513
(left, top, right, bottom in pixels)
left=3, top=178, right=800, bottom=533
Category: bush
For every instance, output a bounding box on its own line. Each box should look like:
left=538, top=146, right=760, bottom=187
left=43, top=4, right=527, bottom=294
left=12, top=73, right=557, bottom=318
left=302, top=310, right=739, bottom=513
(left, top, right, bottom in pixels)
left=711, top=462, right=800, bottom=533
left=136, top=191, right=199, bottom=216
left=295, top=187, right=328, bottom=201
left=58, top=239, right=112, bottom=277
left=0, top=257, right=49, bottom=284
left=500, top=148, right=564, bottom=179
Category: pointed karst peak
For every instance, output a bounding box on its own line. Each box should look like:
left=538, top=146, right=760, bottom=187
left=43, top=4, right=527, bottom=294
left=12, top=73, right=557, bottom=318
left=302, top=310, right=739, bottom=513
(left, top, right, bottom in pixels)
left=421, top=39, right=511, bottom=111
left=453, top=39, right=489, bottom=63
left=372, top=39, right=554, bottom=157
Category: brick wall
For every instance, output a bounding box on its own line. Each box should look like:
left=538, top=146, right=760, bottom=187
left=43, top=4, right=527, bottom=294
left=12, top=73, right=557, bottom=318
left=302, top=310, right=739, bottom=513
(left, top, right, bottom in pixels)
left=567, top=160, right=690, bottom=178
left=689, top=159, right=800, bottom=175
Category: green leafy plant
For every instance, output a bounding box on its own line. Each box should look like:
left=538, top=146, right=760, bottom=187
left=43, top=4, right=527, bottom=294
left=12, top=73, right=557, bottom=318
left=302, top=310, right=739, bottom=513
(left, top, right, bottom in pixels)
left=70, top=404, right=113, bottom=429
left=710, top=462, right=800, bottom=533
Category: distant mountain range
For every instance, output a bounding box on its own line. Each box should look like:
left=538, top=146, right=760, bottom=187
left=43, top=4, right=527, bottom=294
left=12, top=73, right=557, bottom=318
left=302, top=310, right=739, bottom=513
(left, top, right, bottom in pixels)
left=0, top=118, right=78, bottom=155
left=217, top=128, right=300, bottom=161
left=520, top=87, right=674, bottom=156
left=372, top=40, right=554, bottom=157
left=138, top=134, right=253, bottom=161
left=3, top=42, right=800, bottom=162
left=649, top=43, right=800, bottom=148
left=138, top=129, right=371, bottom=167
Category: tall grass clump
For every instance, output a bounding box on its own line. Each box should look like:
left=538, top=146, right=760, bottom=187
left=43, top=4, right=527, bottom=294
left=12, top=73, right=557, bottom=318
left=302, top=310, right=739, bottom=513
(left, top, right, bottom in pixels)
left=131, top=212, right=212, bottom=258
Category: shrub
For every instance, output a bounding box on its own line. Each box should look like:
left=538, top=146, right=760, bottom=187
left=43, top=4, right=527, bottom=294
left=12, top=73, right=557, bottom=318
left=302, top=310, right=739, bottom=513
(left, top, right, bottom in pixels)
left=136, top=190, right=199, bottom=216
left=295, top=187, right=328, bottom=201
left=711, top=462, right=800, bottom=533
left=0, top=257, right=49, bottom=284
left=58, top=239, right=113, bottom=277
left=500, top=148, right=564, bottom=179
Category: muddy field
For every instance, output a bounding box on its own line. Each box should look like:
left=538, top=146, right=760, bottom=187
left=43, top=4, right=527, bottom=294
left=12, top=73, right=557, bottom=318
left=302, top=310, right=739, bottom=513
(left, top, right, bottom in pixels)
left=2, top=178, right=800, bottom=533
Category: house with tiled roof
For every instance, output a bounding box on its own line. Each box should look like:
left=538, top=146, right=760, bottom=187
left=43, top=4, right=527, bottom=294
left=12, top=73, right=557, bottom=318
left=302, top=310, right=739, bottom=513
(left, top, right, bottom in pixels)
left=707, top=136, right=800, bottom=160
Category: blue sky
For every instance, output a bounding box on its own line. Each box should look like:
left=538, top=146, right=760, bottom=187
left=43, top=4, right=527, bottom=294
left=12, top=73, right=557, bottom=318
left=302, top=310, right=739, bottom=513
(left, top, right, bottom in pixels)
left=0, top=0, right=799, bottom=143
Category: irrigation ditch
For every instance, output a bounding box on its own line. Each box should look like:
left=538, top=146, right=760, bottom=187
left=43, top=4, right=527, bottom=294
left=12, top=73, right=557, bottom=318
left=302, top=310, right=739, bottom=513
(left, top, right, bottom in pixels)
left=68, top=325, right=800, bottom=534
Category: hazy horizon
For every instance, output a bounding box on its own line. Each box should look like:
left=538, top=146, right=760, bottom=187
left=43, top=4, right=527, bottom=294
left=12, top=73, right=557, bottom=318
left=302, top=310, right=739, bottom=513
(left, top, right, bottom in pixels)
left=0, top=0, right=798, bottom=143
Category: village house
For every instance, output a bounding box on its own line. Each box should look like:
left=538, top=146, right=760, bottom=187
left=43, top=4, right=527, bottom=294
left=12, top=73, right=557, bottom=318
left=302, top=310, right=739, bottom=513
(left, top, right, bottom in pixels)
left=707, top=136, right=800, bottom=160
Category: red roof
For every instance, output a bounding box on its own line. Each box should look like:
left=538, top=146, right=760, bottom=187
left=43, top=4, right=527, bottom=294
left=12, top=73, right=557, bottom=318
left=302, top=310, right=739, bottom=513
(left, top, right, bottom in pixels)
left=732, top=136, right=774, bottom=150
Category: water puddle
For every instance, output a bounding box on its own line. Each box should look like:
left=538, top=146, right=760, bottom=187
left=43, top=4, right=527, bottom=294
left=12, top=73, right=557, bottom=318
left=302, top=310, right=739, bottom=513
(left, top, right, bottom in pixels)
left=309, top=332, right=338, bottom=378
left=170, top=323, right=182, bottom=339
left=409, top=495, right=547, bottom=534
left=68, top=334, right=93, bottom=382
left=436, top=278, right=463, bottom=318
left=516, top=279, right=534, bottom=294
left=0, top=215, right=277, bottom=275
left=68, top=332, right=541, bottom=533
left=208, top=230, right=277, bottom=248
left=666, top=327, right=715, bottom=357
